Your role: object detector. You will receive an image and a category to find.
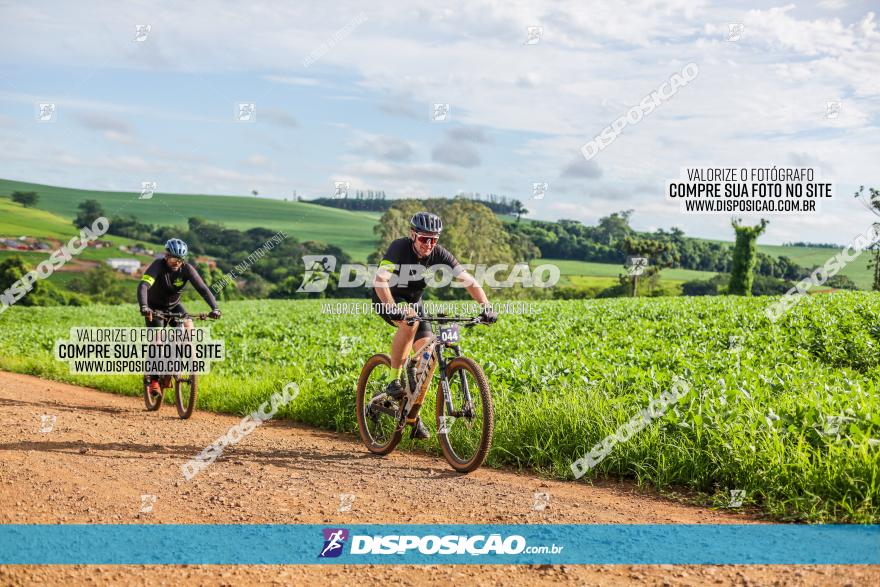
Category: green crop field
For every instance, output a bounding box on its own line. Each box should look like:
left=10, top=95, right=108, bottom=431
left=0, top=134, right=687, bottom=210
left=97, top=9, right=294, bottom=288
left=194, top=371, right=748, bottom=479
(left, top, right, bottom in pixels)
left=1, top=294, right=877, bottom=523
left=537, top=259, right=718, bottom=281
left=0, top=179, right=380, bottom=262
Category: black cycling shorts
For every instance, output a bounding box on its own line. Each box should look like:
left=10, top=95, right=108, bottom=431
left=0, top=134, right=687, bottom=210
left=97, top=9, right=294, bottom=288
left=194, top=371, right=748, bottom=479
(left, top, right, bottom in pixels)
left=371, top=294, right=431, bottom=341
left=144, top=303, right=188, bottom=327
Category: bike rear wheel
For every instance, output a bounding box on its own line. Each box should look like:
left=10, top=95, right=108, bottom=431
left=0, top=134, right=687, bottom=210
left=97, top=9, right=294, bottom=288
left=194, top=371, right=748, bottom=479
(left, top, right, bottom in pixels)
left=356, top=353, right=403, bottom=455
left=436, top=357, right=494, bottom=473
left=143, top=375, right=162, bottom=411
left=174, top=373, right=198, bottom=419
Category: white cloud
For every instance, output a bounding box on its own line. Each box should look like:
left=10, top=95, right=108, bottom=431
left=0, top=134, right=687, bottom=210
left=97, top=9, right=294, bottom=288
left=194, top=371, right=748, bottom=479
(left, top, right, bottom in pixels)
left=0, top=0, right=877, bottom=244
left=431, top=140, right=481, bottom=168
left=263, top=75, right=321, bottom=86
left=352, top=135, right=415, bottom=161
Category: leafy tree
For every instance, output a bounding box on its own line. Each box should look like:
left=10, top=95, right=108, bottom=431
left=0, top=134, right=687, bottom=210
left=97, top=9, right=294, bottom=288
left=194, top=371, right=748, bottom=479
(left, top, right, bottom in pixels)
left=195, top=262, right=242, bottom=302
left=0, top=256, right=31, bottom=298
left=106, top=214, right=154, bottom=241
left=750, top=274, right=793, bottom=296
left=75, top=200, right=106, bottom=228
left=854, top=186, right=880, bottom=291
left=11, top=191, right=38, bottom=207
left=682, top=274, right=729, bottom=296
left=513, top=199, right=528, bottom=223
left=824, top=274, right=858, bottom=290
left=0, top=256, right=77, bottom=306
left=441, top=198, right=515, bottom=267
left=67, top=263, right=128, bottom=304
left=728, top=218, right=769, bottom=296
left=596, top=210, right=634, bottom=246
left=619, top=236, right=680, bottom=296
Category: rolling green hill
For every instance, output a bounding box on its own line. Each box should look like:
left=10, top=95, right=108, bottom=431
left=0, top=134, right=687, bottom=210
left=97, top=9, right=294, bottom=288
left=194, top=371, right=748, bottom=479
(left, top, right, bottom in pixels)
left=0, top=197, right=87, bottom=240
left=0, top=179, right=380, bottom=262
left=2, top=178, right=873, bottom=289
left=756, top=243, right=872, bottom=290
left=0, top=198, right=158, bottom=264
left=697, top=237, right=873, bottom=290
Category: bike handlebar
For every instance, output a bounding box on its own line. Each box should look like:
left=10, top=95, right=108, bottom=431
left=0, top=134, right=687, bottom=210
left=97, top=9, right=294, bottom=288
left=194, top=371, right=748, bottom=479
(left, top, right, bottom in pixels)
left=151, top=310, right=216, bottom=321
left=405, top=315, right=484, bottom=327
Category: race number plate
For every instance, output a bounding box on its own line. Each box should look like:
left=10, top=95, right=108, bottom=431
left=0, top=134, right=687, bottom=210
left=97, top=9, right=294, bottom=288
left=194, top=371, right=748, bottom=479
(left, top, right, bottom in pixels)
left=439, top=324, right=460, bottom=344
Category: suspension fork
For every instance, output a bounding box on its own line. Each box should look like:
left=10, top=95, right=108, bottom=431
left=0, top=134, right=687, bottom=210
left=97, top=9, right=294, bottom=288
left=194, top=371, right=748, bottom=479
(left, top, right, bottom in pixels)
left=439, top=344, right=472, bottom=415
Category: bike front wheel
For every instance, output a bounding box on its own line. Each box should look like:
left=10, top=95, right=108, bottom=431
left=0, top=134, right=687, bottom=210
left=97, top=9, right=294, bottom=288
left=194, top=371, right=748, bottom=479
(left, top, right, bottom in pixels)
left=436, top=357, right=494, bottom=473
left=174, top=373, right=198, bottom=419
left=143, top=375, right=162, bottom=411
left=356, top=353, right=403, bottom=455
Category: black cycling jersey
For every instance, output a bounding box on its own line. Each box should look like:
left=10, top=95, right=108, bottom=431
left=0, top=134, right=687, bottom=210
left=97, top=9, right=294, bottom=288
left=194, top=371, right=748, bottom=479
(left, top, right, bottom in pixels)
left=372, top=237, right=461, bottom=303
left=137, top=258, right=218, bottom=311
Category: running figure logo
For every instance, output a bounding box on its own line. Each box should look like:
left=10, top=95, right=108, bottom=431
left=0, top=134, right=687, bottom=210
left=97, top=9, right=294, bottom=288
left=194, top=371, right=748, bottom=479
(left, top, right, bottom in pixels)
left=297, top=255, right=337, bottom=293
left=319, top=528, right=349, bottom=558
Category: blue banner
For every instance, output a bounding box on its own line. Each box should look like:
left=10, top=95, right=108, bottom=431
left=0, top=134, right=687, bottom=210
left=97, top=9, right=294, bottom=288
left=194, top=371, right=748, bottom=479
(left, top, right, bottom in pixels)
left=0, top=524, right=877, bottom=565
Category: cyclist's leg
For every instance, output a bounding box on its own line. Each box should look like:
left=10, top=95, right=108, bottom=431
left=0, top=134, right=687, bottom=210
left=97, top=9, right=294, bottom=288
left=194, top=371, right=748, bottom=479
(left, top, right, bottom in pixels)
left=388, top=313, right=418, bottom=373
left=169, top=304, right=192, bottom=376
left=144, top=310, right=167, bottom=382
left=411, top=300, right=431, bottom=355
left=372, top=294, right=418, bottom=377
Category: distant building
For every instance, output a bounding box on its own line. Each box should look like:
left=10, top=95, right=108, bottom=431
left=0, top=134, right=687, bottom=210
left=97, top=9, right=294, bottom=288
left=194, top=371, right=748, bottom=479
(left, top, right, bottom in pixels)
left=105, top=258, right=142, bottom=275
left=128, top=245, right=155, bottom=256
left=194, top=256, right=217, bottom=269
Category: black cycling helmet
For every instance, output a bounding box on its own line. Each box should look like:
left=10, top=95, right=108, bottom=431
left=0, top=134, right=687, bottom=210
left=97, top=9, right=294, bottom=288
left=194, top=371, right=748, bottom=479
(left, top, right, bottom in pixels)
left=410, top=212, right=442, bottom=234
left=164, top=238, right=189, bottom=259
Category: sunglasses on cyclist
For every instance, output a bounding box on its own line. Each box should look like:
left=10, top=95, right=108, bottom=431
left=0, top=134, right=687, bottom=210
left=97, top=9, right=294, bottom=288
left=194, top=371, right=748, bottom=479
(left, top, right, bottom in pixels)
left=414, top=233, right=439, bottom=245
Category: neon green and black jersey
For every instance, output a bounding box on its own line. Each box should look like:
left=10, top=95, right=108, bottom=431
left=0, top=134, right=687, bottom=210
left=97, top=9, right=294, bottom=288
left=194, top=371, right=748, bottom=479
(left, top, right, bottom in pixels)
left=136, top=259, right=218, bottom=310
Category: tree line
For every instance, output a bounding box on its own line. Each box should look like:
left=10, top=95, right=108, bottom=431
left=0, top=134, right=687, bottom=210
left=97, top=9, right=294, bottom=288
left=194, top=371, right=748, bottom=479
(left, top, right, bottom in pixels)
left=504, top=210, right=847, bottom=282
left=73, top=200, right=357, bottom=301
left=311, top=190, right=529, bottom=219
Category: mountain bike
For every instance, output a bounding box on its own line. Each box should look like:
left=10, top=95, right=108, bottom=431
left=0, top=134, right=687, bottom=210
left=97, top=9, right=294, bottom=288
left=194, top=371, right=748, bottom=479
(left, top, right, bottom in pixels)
left=142, top=310, right=214, bottom=419
left=356, top=312, right=494, bottom=473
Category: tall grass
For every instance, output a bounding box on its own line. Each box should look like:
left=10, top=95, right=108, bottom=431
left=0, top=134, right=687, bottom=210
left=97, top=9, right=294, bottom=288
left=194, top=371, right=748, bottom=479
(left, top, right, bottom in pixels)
left=1, top=293, right=877, bottom=522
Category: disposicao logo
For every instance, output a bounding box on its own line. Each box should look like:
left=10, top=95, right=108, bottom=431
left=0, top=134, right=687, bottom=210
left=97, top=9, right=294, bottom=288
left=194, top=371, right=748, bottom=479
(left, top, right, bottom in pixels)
left=319, top=528, right=349, bottom=558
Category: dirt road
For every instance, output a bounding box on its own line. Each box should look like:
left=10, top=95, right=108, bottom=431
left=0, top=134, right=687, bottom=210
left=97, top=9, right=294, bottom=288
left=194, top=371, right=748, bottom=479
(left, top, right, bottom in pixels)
left=0, top=372, right=875, bottom=586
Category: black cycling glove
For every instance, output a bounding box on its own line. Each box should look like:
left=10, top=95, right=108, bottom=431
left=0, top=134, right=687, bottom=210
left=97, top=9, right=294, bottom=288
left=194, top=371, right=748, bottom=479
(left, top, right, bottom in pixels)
left=208, top=308, right=222, bottom=319
left=140, top=306, right=152, bottom=317
left=387, top=306, right=408, bottom=322
left=479, top=304, right=498, bottom=324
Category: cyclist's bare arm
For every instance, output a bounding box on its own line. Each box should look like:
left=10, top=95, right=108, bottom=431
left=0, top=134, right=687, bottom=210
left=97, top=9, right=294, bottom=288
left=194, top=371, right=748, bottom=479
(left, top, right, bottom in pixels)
left=455, top=270, right=490, bottom=306
left=372, top=268, right=396, bottom=307
left=372, top=269, right=416, bottom=322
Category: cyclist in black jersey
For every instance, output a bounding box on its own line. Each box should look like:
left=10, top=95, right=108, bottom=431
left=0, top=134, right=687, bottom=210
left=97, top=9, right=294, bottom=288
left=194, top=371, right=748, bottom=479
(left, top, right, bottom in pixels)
left=137, top=238, right=221, bottom=397
left=371, top=212, right=497, bottom=439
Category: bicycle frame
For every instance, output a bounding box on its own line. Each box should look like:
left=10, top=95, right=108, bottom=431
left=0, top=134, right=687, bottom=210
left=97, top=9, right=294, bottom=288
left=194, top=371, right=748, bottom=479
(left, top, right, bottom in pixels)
left=399, top=315, right=481, bottom=427
left=144, top=311, right=211, bottom=378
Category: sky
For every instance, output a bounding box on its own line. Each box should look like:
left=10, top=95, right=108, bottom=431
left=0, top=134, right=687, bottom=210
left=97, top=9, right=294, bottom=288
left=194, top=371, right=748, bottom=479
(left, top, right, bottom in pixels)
left=0, top=0, right=878, bottom=245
